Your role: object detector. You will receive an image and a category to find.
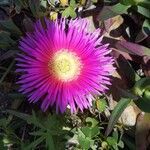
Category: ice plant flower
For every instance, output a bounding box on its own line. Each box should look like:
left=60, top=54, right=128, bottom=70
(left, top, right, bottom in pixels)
left=16, top=18, right=115, bottom=113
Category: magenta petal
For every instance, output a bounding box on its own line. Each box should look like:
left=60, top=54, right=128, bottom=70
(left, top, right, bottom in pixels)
left=17, top=18, right=115, bottom=113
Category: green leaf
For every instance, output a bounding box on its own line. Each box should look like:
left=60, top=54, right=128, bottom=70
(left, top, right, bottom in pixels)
left=25, top=136, right=45, bottom=149
left=105, top=98, right=131, bottom=136
left=142, top=19, right=150, bottom=35
left=40, top=0, right=47, bottom=8
left=6, top=110, right=30, bottom=121
left=62, top=7, right=70, bottom=18
left=78, top=137, right=94, bottom=150
left=6, top=110, right=45, bottom=129
left=135, top=19, right=150, bottom=42
left=112, top=130, right=118, bottom=141
left=70, top=0, right=76, bottom=8
left=46, top=133, right=55, bottom=150
left=62, top=6, right=76, bottom=18
left=30, top=130, right=45, bottom=136
left=69, top=7, right=77, bottom=18
left=120, top=0, right=135, bottom=6
left=118, top=140, right=124, bottom=148
left=86, top=117, right=99, bottom=127
left=98, top=4, right=129, bottom=21
left=117, top=56, right=140, bottom=84
left=27, top=110, right=45, bottom=129
left=96, top=98, right=107, bottom=112
left=0, top=19, right=22, bottom=35
left=135, top=97, right=150, bottom=112
left=107, top=137, right=117, bottom=146
left=133, top=77, right=150, bottom=96
left=137, top=5, right=150, bottom=18
left=81, top=126, right=99, bottom=138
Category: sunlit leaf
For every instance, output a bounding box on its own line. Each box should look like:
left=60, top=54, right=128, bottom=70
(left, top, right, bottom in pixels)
left=62, top=6, right=76, bottom=18
left=135, top=19, right=150, bottom=42
left=86, top=117, right=99, bottom=127
left=133, top=77, right=150, bottom=96
left=81, top=126, right=99, bottom=138
left=107, top=137, right=117, bottom=146
left=96, top=98, right=107, bottom=112
left=98, top=4, right=129, bottom=21
left=120, top=0, right=135, bottom=6
left=142, top=19, right=150, bottom=35
left=137, top=5, right=150, bottom=18
left=78, top=136, right=94, bottom=150
left=116, top=41, right=150, bottom=56
left=105, top=98, right=131, bottom=136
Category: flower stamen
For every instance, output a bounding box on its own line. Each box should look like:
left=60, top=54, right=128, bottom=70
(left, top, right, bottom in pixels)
left=49, top=49, right=82, bottom=82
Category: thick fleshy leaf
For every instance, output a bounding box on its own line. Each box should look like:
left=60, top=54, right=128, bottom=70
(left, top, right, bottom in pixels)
left=105, top=98, right=131, bottom=136
left=142, top=19, right=150, bottom=35
left=98, top=3, right=129, bottom=21
left=137, top=5, right=150, bottom=18
left=135, top=19, right=150, bottom=42
left=117, top=55, right=140, bottom=86
left=116, top=41, right=150, bottom=56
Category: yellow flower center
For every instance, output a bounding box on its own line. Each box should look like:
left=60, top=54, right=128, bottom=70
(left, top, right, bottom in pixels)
left=49, top=50, right=82, bottom=82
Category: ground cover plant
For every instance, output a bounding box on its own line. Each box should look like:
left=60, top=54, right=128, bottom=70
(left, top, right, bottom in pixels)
left=0, top=0, right=150, bottom=149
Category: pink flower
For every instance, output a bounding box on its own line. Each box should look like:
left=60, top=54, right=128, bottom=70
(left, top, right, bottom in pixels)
left=16, top=18, right=115, bottom=113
